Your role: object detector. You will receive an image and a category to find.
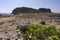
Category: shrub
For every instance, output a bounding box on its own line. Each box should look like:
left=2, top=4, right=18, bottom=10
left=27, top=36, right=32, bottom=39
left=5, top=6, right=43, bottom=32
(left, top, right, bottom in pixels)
left=48, top=36, right=59, bottom=40
left=20, top=23, right=60, bottom=40
left=20, top=24, right=29, bottom=34
left=57, top=27, right=60, bottom=39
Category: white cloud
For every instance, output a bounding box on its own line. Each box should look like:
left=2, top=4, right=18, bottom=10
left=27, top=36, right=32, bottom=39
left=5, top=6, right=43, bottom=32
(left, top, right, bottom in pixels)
left=0, top=8, right=12, bottom=13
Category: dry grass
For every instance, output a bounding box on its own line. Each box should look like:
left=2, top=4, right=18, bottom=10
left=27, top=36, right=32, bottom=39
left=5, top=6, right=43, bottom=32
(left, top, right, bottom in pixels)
left=0, top=17, right=15, bottom=23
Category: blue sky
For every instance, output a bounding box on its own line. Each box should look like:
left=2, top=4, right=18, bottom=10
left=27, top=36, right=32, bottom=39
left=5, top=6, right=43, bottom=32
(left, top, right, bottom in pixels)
left=0, top=0, right=60, bottom=13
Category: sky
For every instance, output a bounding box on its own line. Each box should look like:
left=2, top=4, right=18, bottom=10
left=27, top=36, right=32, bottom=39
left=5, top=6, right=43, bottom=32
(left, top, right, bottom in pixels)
left=0, top=0, right=60, bottom=13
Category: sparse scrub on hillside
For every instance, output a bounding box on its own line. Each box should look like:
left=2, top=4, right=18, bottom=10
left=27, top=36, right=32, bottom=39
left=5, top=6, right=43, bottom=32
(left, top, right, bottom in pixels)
left=20, top=23, right=60, bottom=40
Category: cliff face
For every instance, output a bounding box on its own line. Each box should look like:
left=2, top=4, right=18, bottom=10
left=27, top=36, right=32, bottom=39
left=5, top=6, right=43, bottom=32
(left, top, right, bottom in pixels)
left=12, top=7, right=38, bottom=15
left=38, top=8, right=51, bottom=12
left=12, top=7, right=51, bottom=15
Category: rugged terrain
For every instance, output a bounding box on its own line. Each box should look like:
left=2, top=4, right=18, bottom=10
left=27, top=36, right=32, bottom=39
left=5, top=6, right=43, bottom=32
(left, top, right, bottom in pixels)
left=0, top=13, right=60, bottom=40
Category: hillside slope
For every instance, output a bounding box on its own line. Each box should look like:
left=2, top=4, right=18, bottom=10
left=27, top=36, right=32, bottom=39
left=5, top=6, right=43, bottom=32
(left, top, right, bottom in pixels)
left=0, top=13, right=60, bottom=40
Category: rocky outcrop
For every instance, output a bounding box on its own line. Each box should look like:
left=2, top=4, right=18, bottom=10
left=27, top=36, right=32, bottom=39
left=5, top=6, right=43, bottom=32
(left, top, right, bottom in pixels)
left=38, top=8, right=51, bottom=12
left=12, top=7, right=52, bottom=15
left=12, top=7, right=38, bottom=15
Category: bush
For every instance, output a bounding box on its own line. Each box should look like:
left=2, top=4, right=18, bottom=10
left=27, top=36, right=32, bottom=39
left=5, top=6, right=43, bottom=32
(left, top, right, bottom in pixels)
left=48, top=36, right=59, bottom=40
left=20, top=24, right=29, bottom=34
left=20, top=23, right=60, bottom=40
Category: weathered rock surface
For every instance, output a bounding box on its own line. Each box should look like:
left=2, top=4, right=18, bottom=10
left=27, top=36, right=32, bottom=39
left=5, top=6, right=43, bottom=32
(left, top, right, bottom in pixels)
left=38, top=8, right=51, bottom=12
left=12, top=7, right=52, bottom=15
left=12, top=7, right=38, bottom=15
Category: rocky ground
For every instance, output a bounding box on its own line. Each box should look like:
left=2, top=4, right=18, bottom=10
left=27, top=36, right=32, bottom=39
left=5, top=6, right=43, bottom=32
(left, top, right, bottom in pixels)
left=0, top=13, right=60, bottom=40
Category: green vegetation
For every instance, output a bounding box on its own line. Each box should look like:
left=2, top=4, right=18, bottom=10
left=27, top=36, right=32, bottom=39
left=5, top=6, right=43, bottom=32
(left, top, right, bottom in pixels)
left=20, top=23, right=60, bottom=40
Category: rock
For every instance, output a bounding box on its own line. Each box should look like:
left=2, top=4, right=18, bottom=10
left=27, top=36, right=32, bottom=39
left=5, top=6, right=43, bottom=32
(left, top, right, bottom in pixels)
left=40, top=21, right=46, bottom=25
left=38, top=8, right=51, bottom=12
left=12, top=7, right=38, bottom=15
left=20, top=24, right=29, bottom=32
left=12, top=7, right=52, bottom=15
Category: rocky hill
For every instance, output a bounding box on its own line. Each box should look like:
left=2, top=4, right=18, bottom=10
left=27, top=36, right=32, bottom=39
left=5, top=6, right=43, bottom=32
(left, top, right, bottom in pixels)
left=12, top=7, right=51, bottom=15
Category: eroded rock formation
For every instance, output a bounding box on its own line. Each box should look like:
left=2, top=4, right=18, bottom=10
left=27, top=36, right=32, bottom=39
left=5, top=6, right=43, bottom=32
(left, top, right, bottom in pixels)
left=38, top=8, right=51, bottom=12
left=12, top=7, right=38, bottom=15
left=12, top=7, right=52, bottom=15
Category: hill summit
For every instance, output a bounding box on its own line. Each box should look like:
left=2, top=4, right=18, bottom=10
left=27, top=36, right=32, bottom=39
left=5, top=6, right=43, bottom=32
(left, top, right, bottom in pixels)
left=12, top=7, right=51, bottom=15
